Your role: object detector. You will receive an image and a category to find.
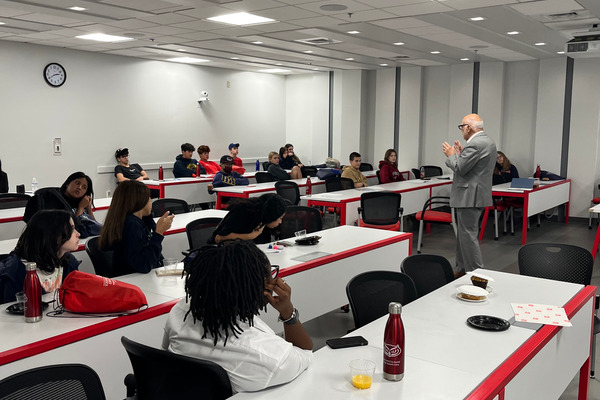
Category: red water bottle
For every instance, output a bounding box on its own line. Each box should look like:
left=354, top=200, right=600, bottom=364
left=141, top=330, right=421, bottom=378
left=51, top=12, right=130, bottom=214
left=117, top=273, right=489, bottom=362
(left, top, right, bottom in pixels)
left=420, top=167, right=425, bottom=179
left=196, top=164, right=200, bottom=177
left=535, top=164, right=541, bottom=179
left=158, top=165, right=164, bottom=181
left=306, top=176, right=312, bottom=195
left=383, top=302, right=405, bottom=381
left=23, top=261, right=42, bottom=323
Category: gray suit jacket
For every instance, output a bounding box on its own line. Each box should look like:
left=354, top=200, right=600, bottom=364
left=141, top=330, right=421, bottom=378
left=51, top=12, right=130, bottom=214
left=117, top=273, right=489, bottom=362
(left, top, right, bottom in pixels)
left=445, top=132, right=497, bottom=208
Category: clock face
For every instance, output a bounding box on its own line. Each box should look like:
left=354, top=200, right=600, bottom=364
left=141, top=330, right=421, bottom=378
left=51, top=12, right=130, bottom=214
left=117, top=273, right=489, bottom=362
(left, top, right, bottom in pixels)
left=44, top=63, right=66, bottom=87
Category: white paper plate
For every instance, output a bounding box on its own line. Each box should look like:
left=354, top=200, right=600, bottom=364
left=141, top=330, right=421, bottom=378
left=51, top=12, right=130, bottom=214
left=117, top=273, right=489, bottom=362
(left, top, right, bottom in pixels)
left=466, top=272, right=495, bottom=282
left=457, top=285, right=489, bottom=297
left=456, top=293, right=487, bottom=303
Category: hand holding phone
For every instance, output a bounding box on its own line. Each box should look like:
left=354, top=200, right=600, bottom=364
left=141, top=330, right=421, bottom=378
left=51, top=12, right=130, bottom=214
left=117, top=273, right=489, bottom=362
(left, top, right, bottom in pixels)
left=326, top=336, right=368, bottom=349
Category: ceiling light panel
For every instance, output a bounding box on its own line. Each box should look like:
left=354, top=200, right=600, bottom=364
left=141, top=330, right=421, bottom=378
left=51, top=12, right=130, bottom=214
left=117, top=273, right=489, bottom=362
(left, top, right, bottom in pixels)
left=207, top=12, right=275, bottom=26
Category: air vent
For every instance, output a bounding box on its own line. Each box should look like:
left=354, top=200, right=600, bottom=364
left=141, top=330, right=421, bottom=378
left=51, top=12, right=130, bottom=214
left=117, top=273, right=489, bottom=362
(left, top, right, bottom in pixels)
left=295, top=37, right=342, bottom=45
left=547, top=12, right=579, bottom=20
left=392, top=55, right=411, bottom=59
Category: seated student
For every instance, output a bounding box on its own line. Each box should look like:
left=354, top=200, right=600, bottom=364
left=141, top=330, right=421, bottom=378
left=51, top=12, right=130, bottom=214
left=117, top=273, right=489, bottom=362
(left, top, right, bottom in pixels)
left=341, top=152, right=368, bottom=187
left=99, top=181, right=174, bottom=276
left=162, top=241, right=313, bottom=393
left=114, top=148, right=149, bottom=182
left=279, top=144, right=303, bottom=169
left=173, top=143, right=202, bottom=178
left=209, top=193, right=287, bottom=245
left=378, top=149, right=404, bottom=183
left=211, top=155, right=249, bottom=192
left=494, top=151, right=519, bottom=183
left=266, top=152, right=302, bottom=181
left=197, top=145, right=221, bottom=175
left=228, top=142, right=245, bottom=170
left=0, top=210, right=80, bottom=304
left=60, top=172, right=96, bottom=220
left=0, top=159, right=8, bottom=193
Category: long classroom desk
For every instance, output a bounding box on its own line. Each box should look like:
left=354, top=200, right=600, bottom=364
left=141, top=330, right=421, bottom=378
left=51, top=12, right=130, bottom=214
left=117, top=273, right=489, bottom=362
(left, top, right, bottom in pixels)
left=232, top=269, right=596, bottom=400
left=479, top=179, right=571, bottom=245
left=588, top=203, right=600, bottom=260
left=302, top=177, right=452, bottom=226
left=0, top=225, right=411, bottom=400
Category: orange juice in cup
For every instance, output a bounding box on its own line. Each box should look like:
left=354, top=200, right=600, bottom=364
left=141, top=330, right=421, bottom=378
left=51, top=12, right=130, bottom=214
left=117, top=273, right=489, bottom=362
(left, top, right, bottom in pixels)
left=352, top=374, right=373, bottom=389
left=349, top=359, right=375, bottom=390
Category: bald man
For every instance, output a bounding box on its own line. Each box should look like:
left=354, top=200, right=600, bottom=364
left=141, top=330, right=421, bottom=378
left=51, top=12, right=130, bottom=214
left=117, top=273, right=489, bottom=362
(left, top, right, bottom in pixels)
left=442, top=114, right=497, bottom=275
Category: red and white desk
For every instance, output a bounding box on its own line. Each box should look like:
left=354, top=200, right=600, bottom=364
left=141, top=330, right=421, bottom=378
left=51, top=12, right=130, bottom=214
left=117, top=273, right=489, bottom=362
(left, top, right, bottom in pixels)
left=588, top=203, right=600, bottom=260
left=479, top=179, right=571, bottom=245
left=0, top=225, right=410, bottom=400
left=232, top=269, right=596, bottom=400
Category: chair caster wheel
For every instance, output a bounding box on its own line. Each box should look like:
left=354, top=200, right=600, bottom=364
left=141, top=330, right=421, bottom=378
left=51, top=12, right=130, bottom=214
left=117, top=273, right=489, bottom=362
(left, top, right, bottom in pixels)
left=340, top=304, right=350, bottom=313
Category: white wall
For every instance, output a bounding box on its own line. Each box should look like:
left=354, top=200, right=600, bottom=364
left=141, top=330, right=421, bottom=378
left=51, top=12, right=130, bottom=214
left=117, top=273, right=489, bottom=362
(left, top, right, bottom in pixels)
left=398, top=67, right=422, bottom=176
left=0, top=41, right=286, bottom=197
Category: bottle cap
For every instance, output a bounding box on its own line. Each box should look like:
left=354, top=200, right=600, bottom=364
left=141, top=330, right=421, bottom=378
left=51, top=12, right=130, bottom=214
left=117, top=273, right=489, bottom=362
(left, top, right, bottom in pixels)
left=23, top=261, right=37, bottom=271
left=388, top=302, right=402, bottom=314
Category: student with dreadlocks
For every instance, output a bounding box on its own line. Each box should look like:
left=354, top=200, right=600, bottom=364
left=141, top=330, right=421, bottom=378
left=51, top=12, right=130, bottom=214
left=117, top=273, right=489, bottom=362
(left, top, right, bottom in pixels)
left=162, top=241, right=313, bottom=393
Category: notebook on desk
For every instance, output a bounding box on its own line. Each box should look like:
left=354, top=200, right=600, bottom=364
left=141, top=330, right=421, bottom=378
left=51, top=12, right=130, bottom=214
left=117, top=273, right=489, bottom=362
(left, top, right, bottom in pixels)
left=507, top=178, right=536, bottom=190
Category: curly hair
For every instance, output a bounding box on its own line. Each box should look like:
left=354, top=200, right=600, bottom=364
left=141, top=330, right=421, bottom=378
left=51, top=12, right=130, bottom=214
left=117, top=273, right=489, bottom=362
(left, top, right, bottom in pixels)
left=183, top=241, right=271, bottom=346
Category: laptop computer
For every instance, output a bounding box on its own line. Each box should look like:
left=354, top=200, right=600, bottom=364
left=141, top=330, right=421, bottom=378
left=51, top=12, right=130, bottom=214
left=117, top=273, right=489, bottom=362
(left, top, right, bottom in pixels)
left=507, top=177, right=536, bottom=190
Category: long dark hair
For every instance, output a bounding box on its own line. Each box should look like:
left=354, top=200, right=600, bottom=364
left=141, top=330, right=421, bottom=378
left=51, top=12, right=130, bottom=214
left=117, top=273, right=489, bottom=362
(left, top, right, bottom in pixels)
left=259, top=193, right=287, bottom=224
left=183, top=241, right=272, bottom=346
left=99, top=181, right=149, bottom=250
left=60, top=171, right=94, bottom=208
left=15, top=210, right=74, bottom=273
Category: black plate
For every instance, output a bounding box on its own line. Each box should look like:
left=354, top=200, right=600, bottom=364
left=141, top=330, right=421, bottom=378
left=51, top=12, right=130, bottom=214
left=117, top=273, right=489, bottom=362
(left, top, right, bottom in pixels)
left=6, top=302, right=50, bottom=315
left=467, top=315, right=510, bottom=332
left=295, top=235, right=321, bottom=245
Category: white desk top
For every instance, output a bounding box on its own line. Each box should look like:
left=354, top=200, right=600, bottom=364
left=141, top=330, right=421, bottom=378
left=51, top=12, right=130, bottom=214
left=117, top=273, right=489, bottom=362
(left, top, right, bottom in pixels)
left=492, top=179, right=568, bottom=194
left=0, top=197, right=113, bottom=224
left=144, top=171, right=258, bottom=186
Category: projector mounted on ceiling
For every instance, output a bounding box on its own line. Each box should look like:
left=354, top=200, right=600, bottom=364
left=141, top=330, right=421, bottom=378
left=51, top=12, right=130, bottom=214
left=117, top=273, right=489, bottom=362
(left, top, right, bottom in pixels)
left=565, top=24, right=600, bottom=58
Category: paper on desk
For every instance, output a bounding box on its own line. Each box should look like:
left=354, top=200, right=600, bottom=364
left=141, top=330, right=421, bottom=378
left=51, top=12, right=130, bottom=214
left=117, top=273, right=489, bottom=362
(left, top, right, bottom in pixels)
left=511, top=303, right=572, bottom=327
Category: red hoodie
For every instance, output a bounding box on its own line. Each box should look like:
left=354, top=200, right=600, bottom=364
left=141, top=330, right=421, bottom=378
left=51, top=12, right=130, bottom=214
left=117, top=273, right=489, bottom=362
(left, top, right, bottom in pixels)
left=378, top=160, right=403, bottom=183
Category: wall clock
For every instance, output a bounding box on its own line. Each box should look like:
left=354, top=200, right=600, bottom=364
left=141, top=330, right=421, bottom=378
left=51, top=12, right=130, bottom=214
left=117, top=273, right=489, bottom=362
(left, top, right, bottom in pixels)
left=44, top=63, right=66, bottom=87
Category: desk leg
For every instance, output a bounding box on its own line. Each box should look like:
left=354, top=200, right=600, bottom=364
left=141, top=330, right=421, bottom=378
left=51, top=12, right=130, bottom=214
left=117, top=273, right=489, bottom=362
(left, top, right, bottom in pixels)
left=216, top=193, right=222, bottom=210
left=521, top=197, right=529, bottom=245
left=340, top=206, right=347, bottom=225
left=159, top=186, right=165, bottom=199
left=578, top=357, right=591, bottom=400
left=479, top=207, right=490, bottom=241
left=591, top=224, right=600, bottom=261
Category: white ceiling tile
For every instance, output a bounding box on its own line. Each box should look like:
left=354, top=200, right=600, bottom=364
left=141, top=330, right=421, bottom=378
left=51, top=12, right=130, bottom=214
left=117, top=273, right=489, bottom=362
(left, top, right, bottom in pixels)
left=403, top=58, right=447, bottom=66
left=356, top=0, right=431, bottom=7
left=104, top=19, right=158, bottom=30
left=509, top=0, right=584, bottom=15
left=287, top=16, right=347, bottom=28
left=398, top=26, right=455, bottom=36
left=0, top=6, right=32, bottom=18
left=220, top=0, right=288, bottom=12
left=12, top=12, right=82, bottom=25
left=384, top=2, right=455, bottom=17
left=173, top=31, right=224, bottom=41
left=250, top=21, right=304, bottom=33
left=68, top=23, right=125, bottom=33
left=137, top=25, right=194, bottom=35
left=209, top=26, right=263, bottom=36
left=297, top=0, right=374, bottom=14
left=18, top=31, right=65, bottom=40
left=136, top=13, right=196, bottom=25
left=100, top=0, right=184, bottom=13
left=333, top=9, right=399, bottom=22
left=370, top=17, right=432, bottom=30
left=258, top=6, right=320, bottom=20
left=441, top=0, right=518, bottom=10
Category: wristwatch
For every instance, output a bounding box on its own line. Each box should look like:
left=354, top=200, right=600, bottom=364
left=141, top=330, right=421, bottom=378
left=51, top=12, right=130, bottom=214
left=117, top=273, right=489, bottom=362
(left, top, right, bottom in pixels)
left=278, top=308, right=299, bottom=325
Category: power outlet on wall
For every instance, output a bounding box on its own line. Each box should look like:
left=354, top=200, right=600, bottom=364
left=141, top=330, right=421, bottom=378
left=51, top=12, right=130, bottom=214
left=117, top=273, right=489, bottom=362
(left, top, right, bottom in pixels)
left=106, top=190, right=112, bottom=197
left=53, top=138, right=62, bottom=156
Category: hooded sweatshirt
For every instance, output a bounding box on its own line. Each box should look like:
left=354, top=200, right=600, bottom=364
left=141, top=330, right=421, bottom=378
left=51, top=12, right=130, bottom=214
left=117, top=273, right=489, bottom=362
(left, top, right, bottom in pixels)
left=378, top=160, right=403, bottom=183
left=341, top=165, right=368, bottom=187
left=173, top=155, right=202, bottom=178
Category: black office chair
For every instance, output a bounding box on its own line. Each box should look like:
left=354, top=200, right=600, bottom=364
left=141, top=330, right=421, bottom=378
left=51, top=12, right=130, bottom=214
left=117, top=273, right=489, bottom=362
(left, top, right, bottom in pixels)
left=359, top=163, right=373, bottom=172
left=411, top=168, right=421, bottom=179
left=376, top=170, right=382, bottom=184
left=422, top=165, right=443, bottom=177
left=401, top=254, right=455, bottom=298
left=518, top=243, right=600, bottom=378
left=301, top=166, right=318, bottom=178
left=262, top=161, right=270, bottom=171
left=151, top=198, right=189, bottom=215
left=415, top=196, right=456, bottom=253
left=346, top=271, right=417, bottom=329
left=255, top=172, right=274, bottom=183
left=275, top=180, right=300, bottom=205
left=0, top=363, right=106, bottom=400
left=121, top=336, right=232, bottom=400
left=278, top=205, right=323, bottom=239
left=325, top=176, right=354, bottom=192
left=85, top=236, right=117, bottom=278
left=357, top=191, right=403, bottom=231
left=0, top=193, right=30, bottom=209
left=186, top=217, right=223, bottom=250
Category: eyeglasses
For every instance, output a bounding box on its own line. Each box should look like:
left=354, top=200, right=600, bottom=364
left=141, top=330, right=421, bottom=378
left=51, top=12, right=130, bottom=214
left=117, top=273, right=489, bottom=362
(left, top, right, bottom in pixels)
left=457, top=124, right=468, bottom=130
left=270, top=265, right=280, bottom=279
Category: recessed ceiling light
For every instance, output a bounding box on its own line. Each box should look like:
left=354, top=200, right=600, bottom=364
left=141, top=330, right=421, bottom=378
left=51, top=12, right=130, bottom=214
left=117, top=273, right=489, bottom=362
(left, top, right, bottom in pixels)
left=177, top=49, right=186, bottom=52
left=275, top=63, right=283, bottom=66
left=304, top=50, right=313, bottom=53
left=251, top=41, right=263, bottom=44
left=380, top=63, right=388, bottom=66
left=469, top=17, right=486, bottom=21
left=231, top=57, right=240, bottom=60
left=320, top=4, right=348, bottom=12
left=507, top=31, right=520, bottom=35
left=259, top=68, right=290, bottom=73
left=168, top=57, right=210, bottom=63
left=534, top=42, right=546, bottom=46
left=207, top=12, right=275, bottom=26
left=345, top=57, right=354, bottom=61
left=430, top=51, right=440, bottom=54
left=68, top=6, right=86, bottom=11
left=460, top=58, right=470, bottom=61
left=347, top=31, right=360, bottom=34
left=393, top=42, right=405, bottom=46
left=0, top=22, right=5, bottom=25
left=557, top=51, right=565, bottom=54
left=313, top=68, right=320, bottom=71
left=75, top=33, right=134, bottom=43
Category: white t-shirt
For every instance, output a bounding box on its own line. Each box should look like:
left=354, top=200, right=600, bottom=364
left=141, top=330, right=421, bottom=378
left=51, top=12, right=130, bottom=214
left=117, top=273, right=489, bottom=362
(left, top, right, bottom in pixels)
left=163, top=299, right=313, bottom=393
left=36, top=266, right=63, bottom=293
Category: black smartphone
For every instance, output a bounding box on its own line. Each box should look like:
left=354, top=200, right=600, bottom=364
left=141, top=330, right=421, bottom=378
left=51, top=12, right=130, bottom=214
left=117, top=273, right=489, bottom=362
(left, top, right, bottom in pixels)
left=326, top=336, right=368, bottom=349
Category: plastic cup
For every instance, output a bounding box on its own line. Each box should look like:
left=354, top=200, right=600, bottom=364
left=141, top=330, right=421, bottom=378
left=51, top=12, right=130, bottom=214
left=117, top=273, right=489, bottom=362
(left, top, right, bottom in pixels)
left=163, top=258, right=179, bottom=273
left=15, top=292, right=25, bottom=311
left=349, top=359, right=375, bottom=389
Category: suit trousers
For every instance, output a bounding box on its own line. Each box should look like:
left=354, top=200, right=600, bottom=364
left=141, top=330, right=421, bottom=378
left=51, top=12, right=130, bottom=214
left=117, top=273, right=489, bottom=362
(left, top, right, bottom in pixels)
left=455, top=207, right=485, bottom=272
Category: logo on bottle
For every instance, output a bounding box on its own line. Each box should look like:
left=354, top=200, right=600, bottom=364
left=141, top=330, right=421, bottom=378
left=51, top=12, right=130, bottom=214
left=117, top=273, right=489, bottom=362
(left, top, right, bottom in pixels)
left=384, top=343, right=402, bottom=357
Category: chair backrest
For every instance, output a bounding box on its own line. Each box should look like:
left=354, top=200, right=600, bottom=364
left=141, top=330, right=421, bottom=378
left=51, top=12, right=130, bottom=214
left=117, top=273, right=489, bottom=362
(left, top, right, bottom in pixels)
left=275, top=180, right=300, bottom=205
left=411, top=168, right=421, bottom=179
left=255, top=172, right=274, bottom=183
left=262, top=161, right=270, bottom=171
left=346, top=271, right=417, bottom=329
left=121, top=336, right=232, bottom=400
left=325, top=176, right=354, bottom=192
left=85, top=236, right=117, bottom=278
left=376, top=170, right=382, bottom=184
left=359, top=162, right=373, bottom=172
left=0, top=193, right=30, bottom=210
left=278, top=205, right=323, bottom=239
left=186, top=217, right=223, bottom=250
left=421, top=196, right=451, bottom=214
left=359, top=192, right=401, bottom=225
left=151, top=198, right=189, bottom=215
left=0, top=363, right=106, bottom=400
left=518, top=243, right=593, bottom=285
left=492, top=174, right=505, bottom=185
left=401, top=254, right=454, bottom=297
left=422, top=165, right=443, bottom=177
left=300, top=166, right=318, bottom=178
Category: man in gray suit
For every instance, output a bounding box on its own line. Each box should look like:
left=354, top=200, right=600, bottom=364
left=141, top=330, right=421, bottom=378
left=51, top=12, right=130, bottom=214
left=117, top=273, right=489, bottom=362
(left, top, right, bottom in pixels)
left=442, top=114, right=497, bottom=275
